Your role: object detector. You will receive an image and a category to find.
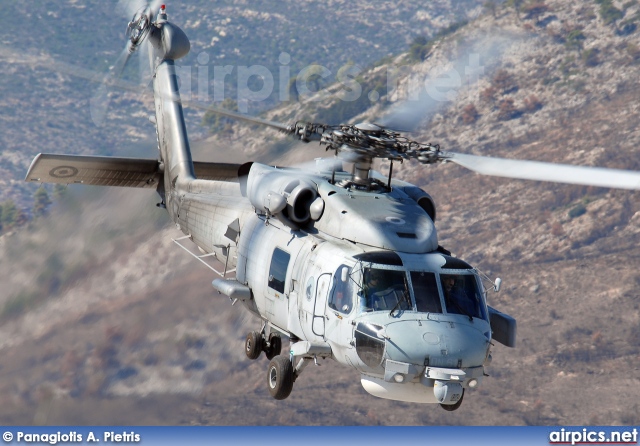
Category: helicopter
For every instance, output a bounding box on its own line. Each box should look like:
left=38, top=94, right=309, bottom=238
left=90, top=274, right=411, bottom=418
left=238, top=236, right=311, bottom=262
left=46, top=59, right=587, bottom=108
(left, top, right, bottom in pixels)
left=24, top=3, right=640, bottom=411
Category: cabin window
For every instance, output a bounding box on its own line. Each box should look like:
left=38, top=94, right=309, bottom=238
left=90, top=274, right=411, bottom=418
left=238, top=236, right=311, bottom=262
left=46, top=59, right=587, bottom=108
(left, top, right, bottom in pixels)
left=440, top=274, right=487, bottom=320
left=328, top=265, right=354, bottom=314
left=268, top=248, right=290, bottom=293
left=410, top=271, right=442, bottom=313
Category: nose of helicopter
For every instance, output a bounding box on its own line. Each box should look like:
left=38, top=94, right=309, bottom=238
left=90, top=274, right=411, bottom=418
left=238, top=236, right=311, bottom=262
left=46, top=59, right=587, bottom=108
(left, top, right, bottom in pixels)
left=356, top=316, right=491, bottom=404
left=384, top=317, right=491, bottom=368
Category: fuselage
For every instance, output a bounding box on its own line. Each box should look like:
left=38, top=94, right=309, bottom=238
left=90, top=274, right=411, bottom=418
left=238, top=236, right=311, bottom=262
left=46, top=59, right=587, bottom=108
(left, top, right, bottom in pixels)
left=169, top=164, right=492, bottom=403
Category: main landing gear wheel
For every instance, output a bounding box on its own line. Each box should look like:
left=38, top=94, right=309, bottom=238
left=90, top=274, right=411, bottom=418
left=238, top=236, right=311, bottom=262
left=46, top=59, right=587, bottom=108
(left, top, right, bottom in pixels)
left=245, top=331, right=262, bottom=360
left=267, top=355, right=294, bottom=400
left=440, top=389, right=464, bottom=411
left=265, top=333, right=282, bottom=360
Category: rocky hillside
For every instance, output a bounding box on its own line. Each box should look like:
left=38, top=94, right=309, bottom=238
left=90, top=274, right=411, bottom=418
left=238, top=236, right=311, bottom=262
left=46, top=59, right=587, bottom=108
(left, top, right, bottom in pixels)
left=0, top=0, right=483, bottom=208
left=0, top=0, right=639, bottom=426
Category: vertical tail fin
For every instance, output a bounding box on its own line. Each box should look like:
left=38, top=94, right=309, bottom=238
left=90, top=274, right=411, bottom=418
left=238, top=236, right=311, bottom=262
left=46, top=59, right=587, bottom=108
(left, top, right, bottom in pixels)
left=145, top=11, right=194, bottom=217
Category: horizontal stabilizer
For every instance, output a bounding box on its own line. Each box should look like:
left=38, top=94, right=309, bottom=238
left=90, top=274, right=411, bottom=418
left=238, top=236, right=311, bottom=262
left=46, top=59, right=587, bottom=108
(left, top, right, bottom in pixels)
left=25, top=153, right=242, bottom=188
left=193, top=161, right=244, bottom=182
left=26, top=154, right=160, bottom=188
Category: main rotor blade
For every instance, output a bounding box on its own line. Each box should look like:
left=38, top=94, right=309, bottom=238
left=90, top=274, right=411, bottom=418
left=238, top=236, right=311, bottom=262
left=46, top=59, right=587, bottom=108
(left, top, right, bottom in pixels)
left=378, top=34, right=517, bottom=132
left=1, top=45, right=287, bottom=132
left=188, top=104, right=290, bottom=132
left=447, top=152, right=640, bottom=191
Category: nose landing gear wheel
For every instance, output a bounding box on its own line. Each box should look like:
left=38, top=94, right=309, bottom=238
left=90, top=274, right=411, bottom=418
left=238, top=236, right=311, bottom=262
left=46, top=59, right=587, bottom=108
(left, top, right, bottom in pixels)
left=265, top=333, right=282, bottom=360
left=267, top=355, right=294, bottom=400
left=245, top=331, right=262, bottom=360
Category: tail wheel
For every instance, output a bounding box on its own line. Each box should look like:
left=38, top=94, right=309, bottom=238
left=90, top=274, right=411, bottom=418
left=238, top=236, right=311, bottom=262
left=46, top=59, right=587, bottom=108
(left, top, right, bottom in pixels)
left=440, top=389, right=464, bottom=411
left=245, top=331, right=262, bottom=360
left=265, top=333, right=282, bottom=360
left=267, top=355, right=294, bottom=400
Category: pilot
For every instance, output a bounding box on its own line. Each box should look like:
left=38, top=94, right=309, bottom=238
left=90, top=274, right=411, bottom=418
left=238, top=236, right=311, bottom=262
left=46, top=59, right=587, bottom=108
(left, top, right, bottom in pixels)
left=362, top=270, right=385, bottom=311
left=442, top=275, right=476, bottom=319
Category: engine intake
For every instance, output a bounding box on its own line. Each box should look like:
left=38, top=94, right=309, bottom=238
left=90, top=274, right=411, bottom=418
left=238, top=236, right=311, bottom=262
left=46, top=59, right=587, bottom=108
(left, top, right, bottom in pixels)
left=399, top=186, right=436, bottom=222
left=246, top=163, right=323, bottom=227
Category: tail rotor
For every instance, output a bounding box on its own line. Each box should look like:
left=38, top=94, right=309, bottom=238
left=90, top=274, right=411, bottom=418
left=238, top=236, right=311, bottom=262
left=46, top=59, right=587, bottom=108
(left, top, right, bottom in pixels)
left=90, top=0, right=163, bottom=125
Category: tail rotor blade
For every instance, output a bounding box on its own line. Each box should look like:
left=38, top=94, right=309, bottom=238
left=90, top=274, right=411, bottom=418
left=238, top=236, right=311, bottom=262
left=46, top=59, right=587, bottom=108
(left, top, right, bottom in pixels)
left=147, top=0, right=164, bottom=20
left=116, top=0, right=147, bottom=19
left=447, top=152, right=640, bottom=191
left=138, top=38, right=152, bottom=87
left=90, top=45, right=132, bottom=126
left=111, top=44, right=134, bottom=81
left=89, top=82, right=110, bottom=127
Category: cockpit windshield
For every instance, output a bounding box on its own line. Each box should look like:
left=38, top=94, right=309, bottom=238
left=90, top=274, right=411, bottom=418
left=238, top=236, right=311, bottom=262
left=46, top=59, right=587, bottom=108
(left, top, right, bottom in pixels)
left=357, top=265, right=487, bottom=320
left=410, top=271, right=442, bottom=313
left=440, top=274, right=487, bottom=320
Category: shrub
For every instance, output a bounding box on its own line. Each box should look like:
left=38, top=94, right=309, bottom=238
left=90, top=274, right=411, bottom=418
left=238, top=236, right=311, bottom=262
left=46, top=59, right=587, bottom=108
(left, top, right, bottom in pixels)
left=551, top=222, right=564, bottom=236
left=627, top=42, right=640, bottom=61
left=460, top=104, right=479, bottom=124
left=407, top=22, right=468, bottom=62
left=409, top=36, right=432, bottom=62
left=523, top=3, right=551, bottom=23
left=313, top=72, right=388, bottom=124
left=565, top=29, right=586, bottom=52
left=0, top=200, right=18, bottom=231
left=483, top=0, right=498, bottom=18
left=33, top=187, right=52, bottom=218
left=568, top=203, right=587, bottom=219
left=505, top=0, right=525, bottom=19
left=492, top=69, right=517, bottom=93
left=598, top=1, right=624, bottom=25
left=523, top=95, right=543, bottom=112
left=202, top=98, right=238, bottom=135
left=559, top=56, right=578, bottom=77
left=480, top=86, right=498, bottom=102
left=1, top=291, right=40, bottom=320
left=497, top=98, right=519, bottom=120
left=582, top=48, right=600, bottom=66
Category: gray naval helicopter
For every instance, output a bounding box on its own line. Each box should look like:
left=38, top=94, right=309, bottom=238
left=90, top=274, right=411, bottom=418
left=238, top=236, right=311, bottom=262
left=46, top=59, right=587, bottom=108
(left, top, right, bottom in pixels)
left=25, top=3, right=640, bottom=410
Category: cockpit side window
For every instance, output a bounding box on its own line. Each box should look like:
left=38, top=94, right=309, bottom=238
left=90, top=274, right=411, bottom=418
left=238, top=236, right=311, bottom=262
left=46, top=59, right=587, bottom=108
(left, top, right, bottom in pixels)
left=410, top=271, right=442, bottom=313
left=328, top=265, right=353, bottom=314
left=268, top=247, right=290, bottom=293
left=361, top=268, right=411, bottom=312
left=440, top=274, right=487, bottom=320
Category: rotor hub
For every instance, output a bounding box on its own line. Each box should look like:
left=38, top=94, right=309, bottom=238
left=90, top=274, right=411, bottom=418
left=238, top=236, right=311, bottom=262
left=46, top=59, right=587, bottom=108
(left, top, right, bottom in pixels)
left=127, top=8, right=152, bottom=50
left=284, top=121, right=444, bottom=189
